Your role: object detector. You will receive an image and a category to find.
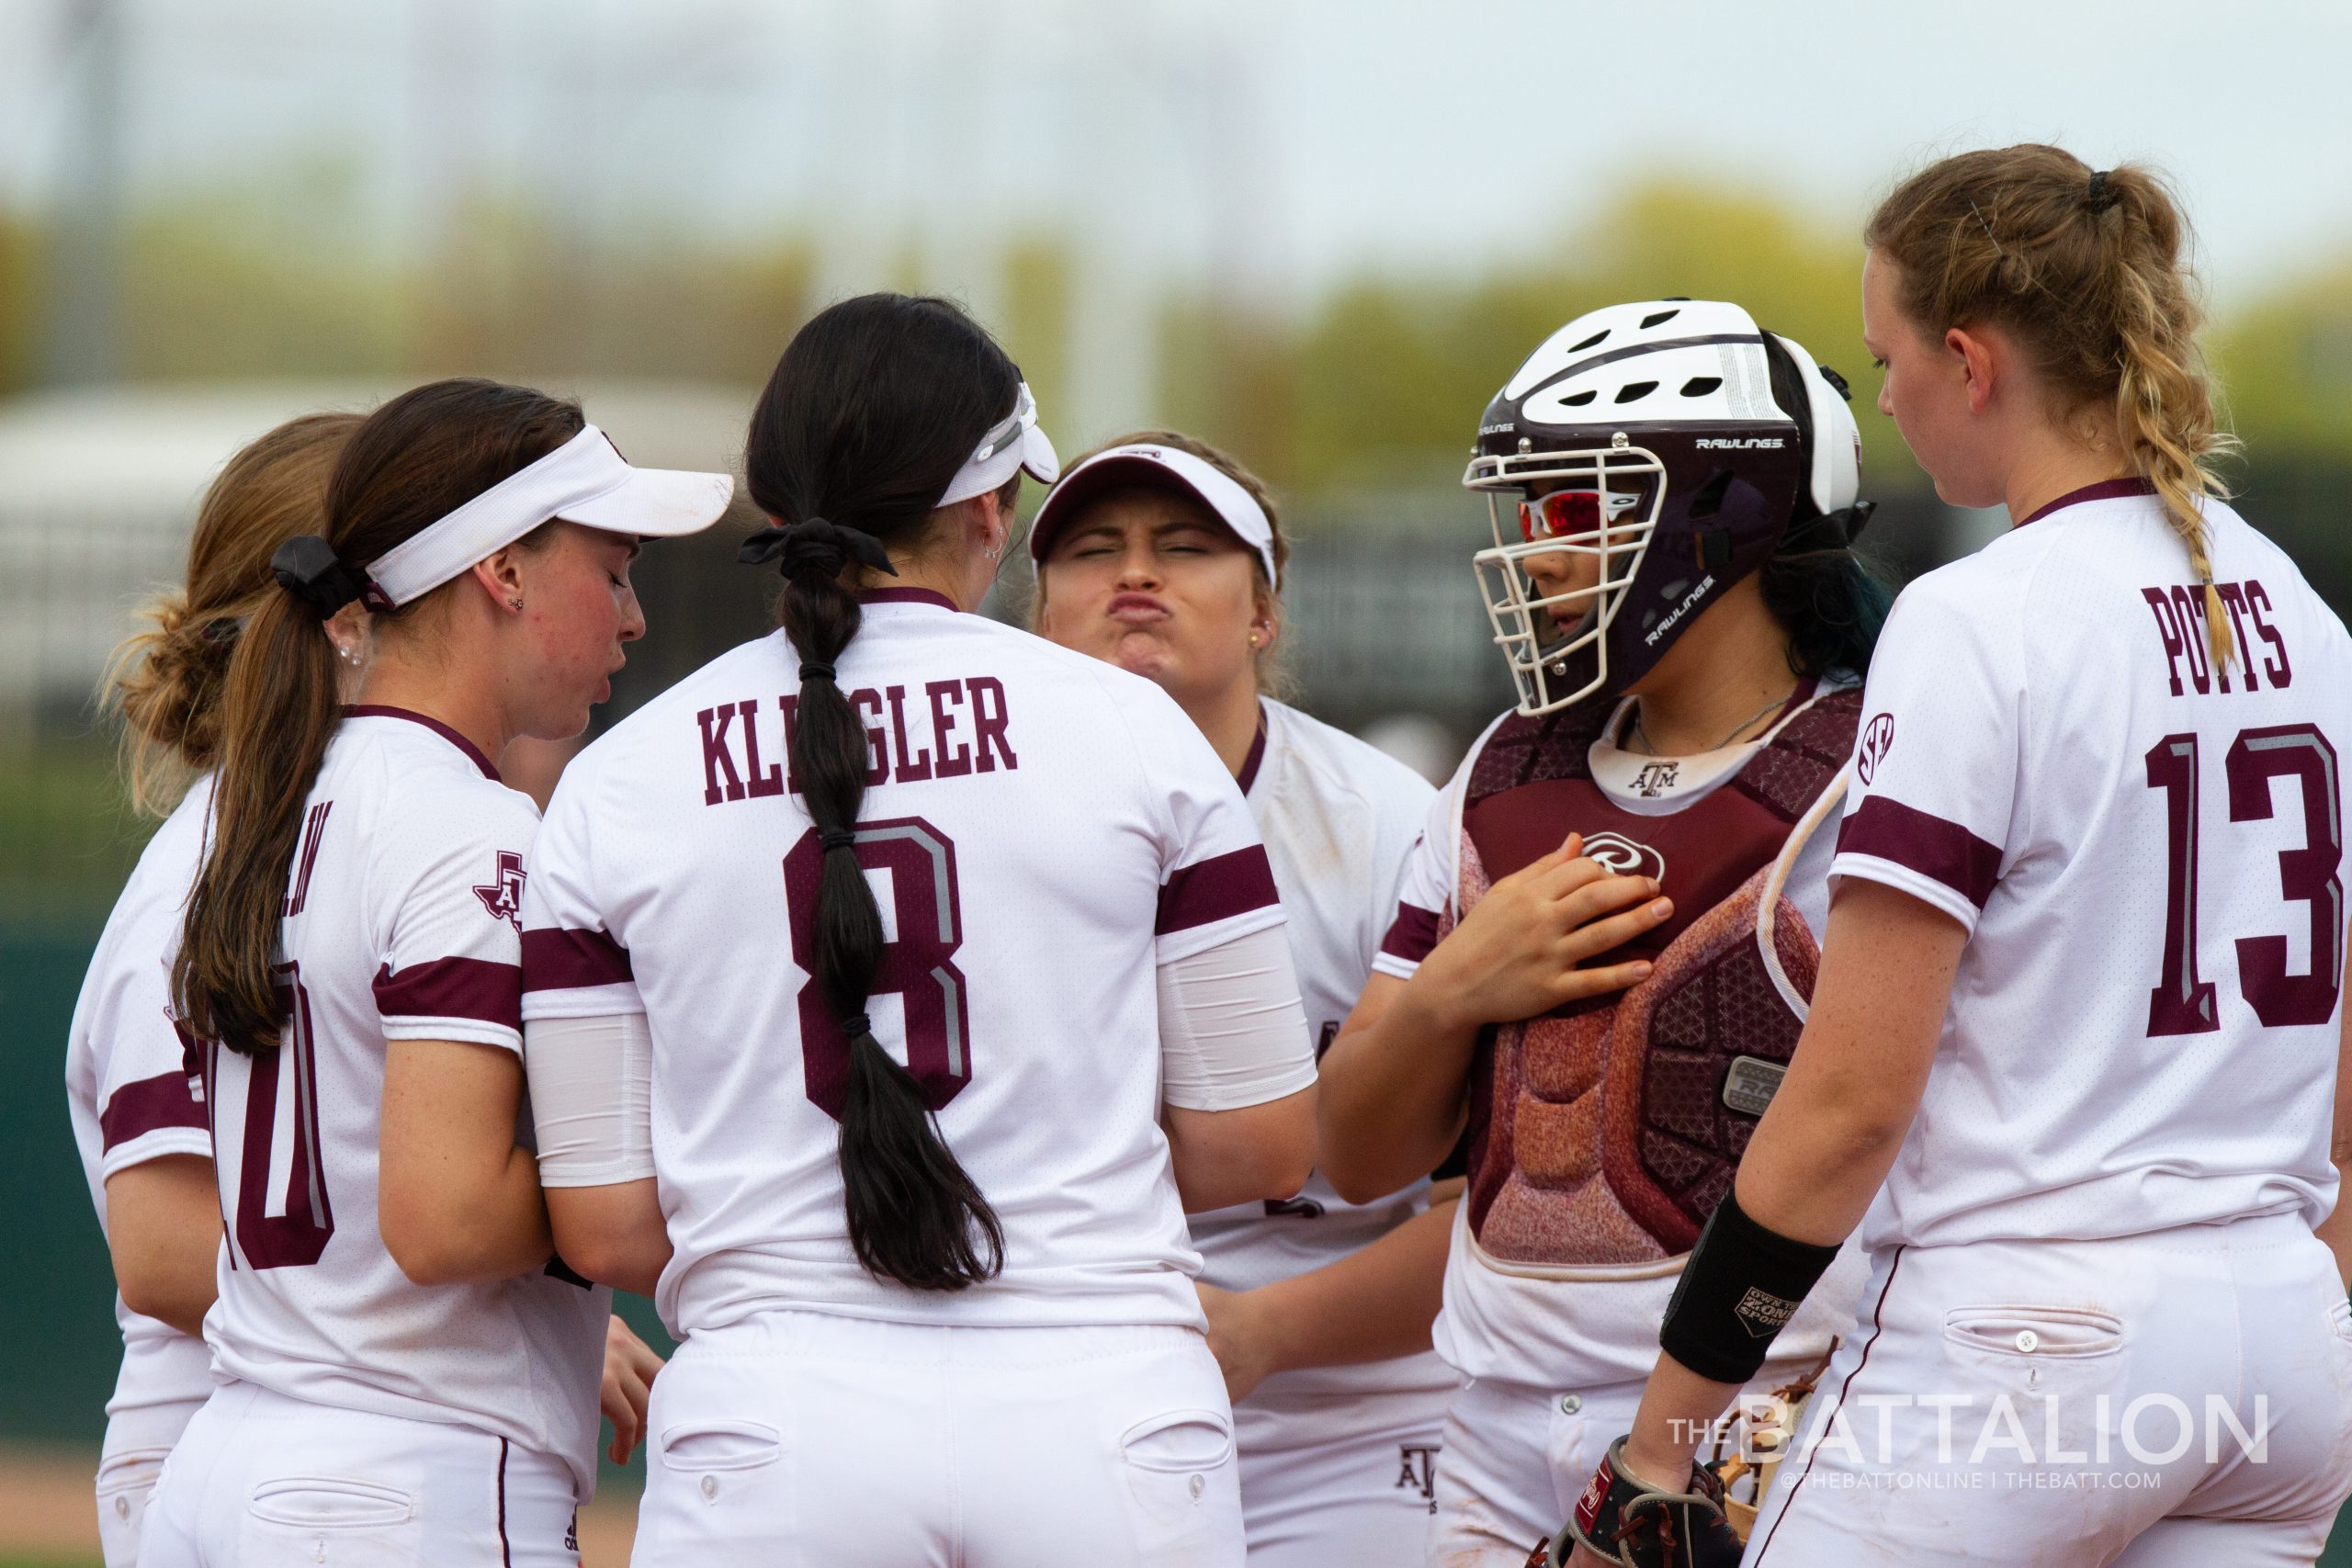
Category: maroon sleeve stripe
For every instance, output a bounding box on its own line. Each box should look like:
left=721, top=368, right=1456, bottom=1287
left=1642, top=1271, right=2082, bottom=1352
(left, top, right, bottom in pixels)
left=1379, top=903, right=1442, bottom=964
left=520, top=927, right=635, bottom=992
left=1156, top=845, right=1282, bottom=935
left=1835, top=795, right=2003, bottom=909
left=99, top=1069, right=206, bottom=1152
left=372, top=958, right=523, bottom=1032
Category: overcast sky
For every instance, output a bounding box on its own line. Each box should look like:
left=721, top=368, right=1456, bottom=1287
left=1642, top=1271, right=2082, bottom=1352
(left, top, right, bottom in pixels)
left=2, top=0, right=2346, bottom=312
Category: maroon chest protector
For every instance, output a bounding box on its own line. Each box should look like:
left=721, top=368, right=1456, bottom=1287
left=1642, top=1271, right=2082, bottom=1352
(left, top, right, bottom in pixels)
left=1453, top=687, right=1861, bottom=1264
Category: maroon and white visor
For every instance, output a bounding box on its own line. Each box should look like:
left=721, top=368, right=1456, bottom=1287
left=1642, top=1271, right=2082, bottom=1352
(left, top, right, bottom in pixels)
left=1028, top=442, right=1279, bottom=588
left=365, top=425, right=734, bottom=607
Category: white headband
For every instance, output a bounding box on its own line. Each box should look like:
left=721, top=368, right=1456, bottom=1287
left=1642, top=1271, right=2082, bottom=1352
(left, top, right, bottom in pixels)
left=364, top=424, right=735, bottom=607
left=1029, top=442, right=1280, bottom=589
left=936, top=381, right=1061, bottom=507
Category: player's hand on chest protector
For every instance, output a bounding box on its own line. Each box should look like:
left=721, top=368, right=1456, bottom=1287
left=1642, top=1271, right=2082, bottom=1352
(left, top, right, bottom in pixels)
left=1419, top=832, right=1674, bottom=1029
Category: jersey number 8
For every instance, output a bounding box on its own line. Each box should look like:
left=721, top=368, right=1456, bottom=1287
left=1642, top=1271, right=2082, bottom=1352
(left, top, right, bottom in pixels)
left=783, top=817, right=974, bottom=1117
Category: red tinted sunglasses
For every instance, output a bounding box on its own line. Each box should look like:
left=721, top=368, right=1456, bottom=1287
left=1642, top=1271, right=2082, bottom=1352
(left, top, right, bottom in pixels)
left=1517, top=490, right=1606, bottom=544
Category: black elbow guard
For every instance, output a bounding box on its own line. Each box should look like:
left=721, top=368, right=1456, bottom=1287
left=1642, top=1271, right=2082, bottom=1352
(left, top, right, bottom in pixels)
left=1657, top=1189, right=1841, bottom=1385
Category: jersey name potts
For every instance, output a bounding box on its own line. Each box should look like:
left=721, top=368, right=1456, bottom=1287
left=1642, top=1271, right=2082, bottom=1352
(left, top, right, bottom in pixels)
left=2140, top=577, right=2292, bottom=696
left=698, top=678, right=1018, bottom=803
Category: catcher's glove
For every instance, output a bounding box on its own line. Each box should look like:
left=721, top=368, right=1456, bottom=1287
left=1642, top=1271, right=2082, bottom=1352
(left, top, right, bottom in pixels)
left=1531, top=1436, right=1744, bottom=1568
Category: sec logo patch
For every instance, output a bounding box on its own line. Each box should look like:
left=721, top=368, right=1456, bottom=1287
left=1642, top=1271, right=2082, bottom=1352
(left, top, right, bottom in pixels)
left=1857, top=712, right=1895, bottom=784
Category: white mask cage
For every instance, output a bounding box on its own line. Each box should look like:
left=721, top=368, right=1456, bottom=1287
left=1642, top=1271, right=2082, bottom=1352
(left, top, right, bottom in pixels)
left=1464, top=439, right=1668, bottom=716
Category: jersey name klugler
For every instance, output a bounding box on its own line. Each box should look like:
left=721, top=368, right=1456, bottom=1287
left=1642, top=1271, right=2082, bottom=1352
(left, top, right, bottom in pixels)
left=698, top=678, right=1018, bottom=805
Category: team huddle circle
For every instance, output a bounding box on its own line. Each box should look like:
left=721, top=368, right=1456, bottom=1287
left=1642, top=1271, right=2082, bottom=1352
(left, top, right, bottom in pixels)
left=62, top=144, right=2352, bottom=1568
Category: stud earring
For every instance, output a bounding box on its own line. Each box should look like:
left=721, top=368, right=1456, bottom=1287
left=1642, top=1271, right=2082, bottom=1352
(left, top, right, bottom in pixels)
left=1248, top=633, right=1262, bottom=649
left=508, top=595, right=525, bottom=611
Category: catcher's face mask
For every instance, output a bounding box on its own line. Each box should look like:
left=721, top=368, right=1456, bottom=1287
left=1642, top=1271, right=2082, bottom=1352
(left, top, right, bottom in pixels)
left=1467, top=442, right=1666, bottom=717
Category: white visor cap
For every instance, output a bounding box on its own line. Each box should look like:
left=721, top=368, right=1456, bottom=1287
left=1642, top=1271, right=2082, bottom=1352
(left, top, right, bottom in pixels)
left=364, top=424, right=735, bottom=607
left=936, top=381, right=1060, bottom=508
left=1028, top=443, right=1278, bottom=590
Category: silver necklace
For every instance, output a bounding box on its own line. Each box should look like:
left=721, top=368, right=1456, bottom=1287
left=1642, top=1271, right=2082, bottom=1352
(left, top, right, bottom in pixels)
left=1627, top=686, right=1795, bottom=758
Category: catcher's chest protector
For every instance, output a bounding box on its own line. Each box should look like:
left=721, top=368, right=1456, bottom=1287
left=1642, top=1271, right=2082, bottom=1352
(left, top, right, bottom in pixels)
left=1454, top=688, right=1861, bottom=1267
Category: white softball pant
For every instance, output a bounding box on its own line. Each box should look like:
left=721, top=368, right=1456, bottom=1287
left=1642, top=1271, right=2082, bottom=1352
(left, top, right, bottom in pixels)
left=1745, top=1213, right=2352, bottom=1567
left=630, top=1311, right=1245, bottom=1568
left=1228, top=1381, right=1453, bottom=1568
left=136, top=1380, right=581, bottom=1567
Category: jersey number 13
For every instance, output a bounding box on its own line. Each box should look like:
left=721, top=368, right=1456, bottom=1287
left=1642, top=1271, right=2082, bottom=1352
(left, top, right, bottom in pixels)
left=2146, top=724, right=2342, bottom=1034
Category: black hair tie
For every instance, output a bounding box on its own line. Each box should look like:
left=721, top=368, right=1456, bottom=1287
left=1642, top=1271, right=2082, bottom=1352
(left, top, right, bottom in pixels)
left=800, top=660, right=837, bottom=682
left=2086, top=170, right=2120, bottom=215
left=819, top=828, right=857, bottom=853
left=739, top=515, right=899, bottom=579
left=840, top=1012, right=873, bottom=1041
left=269, top=536, right=376, bottom=617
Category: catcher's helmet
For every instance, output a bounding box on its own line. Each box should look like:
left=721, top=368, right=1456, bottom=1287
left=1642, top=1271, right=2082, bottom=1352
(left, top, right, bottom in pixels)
left=1464, top=299, right=1872, bottom=716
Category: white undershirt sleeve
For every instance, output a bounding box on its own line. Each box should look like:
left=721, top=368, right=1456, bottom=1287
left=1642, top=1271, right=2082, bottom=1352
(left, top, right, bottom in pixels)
left=525, top=1012, right=654, bottom=1187
left=1158, top=922, right=1317, bottom=1112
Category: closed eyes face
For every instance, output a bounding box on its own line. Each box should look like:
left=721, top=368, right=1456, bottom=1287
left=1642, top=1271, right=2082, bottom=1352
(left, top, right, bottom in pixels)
left=1035, top=491, right=1264, bottom=703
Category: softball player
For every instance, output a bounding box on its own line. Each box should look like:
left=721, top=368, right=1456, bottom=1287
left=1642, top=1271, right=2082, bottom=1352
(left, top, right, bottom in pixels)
left=516, top=295, right=1320, bottom=1568
left=63, top=414, right=355, bottom=1566
left=1314, top=300, right=1886, bottom=1565
left=1029, top=433, right=1457, bottom=1566
left=1566, top=149, right=2352, bottom=1568
left=139, top=378, right=731, bottom=1566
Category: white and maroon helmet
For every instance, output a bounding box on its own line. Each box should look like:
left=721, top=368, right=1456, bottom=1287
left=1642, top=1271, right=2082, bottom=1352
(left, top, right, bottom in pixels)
left=1464, top=299, right=1871, bottom=716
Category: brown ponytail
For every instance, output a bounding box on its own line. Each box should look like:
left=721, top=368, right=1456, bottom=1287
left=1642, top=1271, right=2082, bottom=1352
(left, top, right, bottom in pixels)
left=1864, top=145, right=2237, bottom=664
left=105, top=413, right=360, bottom=817
left=745, top=293, right=1016, bottom=1291
left=174, top=380, right=584, bottom=1055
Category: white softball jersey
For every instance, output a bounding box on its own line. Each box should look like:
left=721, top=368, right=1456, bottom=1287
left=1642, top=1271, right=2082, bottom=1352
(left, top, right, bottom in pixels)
left=195, top=708, right=609, bottom=1490
left=1831, top=480, right=2352, bottom=1251
left=518, top=589, right=1295, bottom=1337
left=64, top=775, right=217, bottom=1449
left=1187, top=697, right=1457, bottom=1404
left=1371, top=686, right=1866, bottom=1395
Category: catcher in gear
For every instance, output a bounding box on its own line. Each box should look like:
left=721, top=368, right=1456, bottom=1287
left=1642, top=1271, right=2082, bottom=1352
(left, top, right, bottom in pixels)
left=1316, top=299, right=1885, bottom=1565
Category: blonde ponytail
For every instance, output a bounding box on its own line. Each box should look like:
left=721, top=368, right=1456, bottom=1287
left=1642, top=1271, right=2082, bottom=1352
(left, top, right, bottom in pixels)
left=103, top=412, right=361, bottom=817
left=1866, top=147, right=2236, bottom=666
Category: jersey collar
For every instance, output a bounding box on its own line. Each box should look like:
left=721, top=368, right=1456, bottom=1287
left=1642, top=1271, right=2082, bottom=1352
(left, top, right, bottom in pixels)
left=2015, top=476, right=2155, bottom=528
left=1236, top=702, right=1270, bottom=796
left=343, top=705, right=502, bottom=781
left=855, top=588, right=959, bottom=612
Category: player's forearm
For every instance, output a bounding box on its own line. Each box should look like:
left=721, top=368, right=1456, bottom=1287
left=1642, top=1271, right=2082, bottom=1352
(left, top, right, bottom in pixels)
left=1616, top=1355, right=1747, bottom=1490
left=105, top=1155, right=221, bottom=1337
left=1247, top=1197, right=1457, bottom=1375
left=1166, top=1087, right=1318, bottom=1212
left=1317, top=985, right=1476, bottom=1203
left=1724, top=883, right=1957, bottom=1247
left=384, top=1145, right=554, bottom=1286
left=549, top=1180, right=671, bottom=1295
